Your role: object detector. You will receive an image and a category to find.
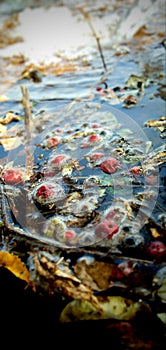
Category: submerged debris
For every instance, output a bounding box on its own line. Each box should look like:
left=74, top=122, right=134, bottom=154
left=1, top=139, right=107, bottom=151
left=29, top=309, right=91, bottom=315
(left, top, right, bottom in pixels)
left=0, top=111, right=21, bottom=125
left=125, top=74, right=150, bottom=89
left=59, top=296, right=145, bottom=322
left=145, top=116, right=166, bottom=138
left=0, top=2, right=165, bottom=340
left=96, top=74, right=152, bottom=107
left=0, top=101, right=165, bottom=251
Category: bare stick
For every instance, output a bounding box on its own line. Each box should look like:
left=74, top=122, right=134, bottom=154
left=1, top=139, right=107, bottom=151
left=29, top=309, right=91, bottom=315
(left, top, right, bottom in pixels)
left=78, top=7, right=107, bottom=71
left=21, top=85, right=33, bottom=169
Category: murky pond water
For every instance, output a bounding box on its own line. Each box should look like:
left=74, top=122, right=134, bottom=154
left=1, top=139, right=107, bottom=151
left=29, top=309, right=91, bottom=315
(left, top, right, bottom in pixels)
left=0, top=0, right=166, bottom=347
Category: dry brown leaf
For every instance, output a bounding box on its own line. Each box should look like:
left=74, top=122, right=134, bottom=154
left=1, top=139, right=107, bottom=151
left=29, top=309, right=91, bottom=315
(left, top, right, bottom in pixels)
left=33, top=254, right=102, bottom=311
left=133, top=25, right=156, bottom=44
left=55, top=278, right=102, bottom=311
left=51, top=64, right=79, bottom=75
left=74, top=260, right=123, bottom=290
left=0, top=32, right=23, bottom=48
left=145, top=119, right=166, bottom=128
left=22, top=62, right=80, bottom=79
left=0, top=251, right=30, bottom=283
left=0, top=13, right=23, bottom=49
left=73, top=260, right=99, bottom=290
left=0, top=112, right=21, bottom=125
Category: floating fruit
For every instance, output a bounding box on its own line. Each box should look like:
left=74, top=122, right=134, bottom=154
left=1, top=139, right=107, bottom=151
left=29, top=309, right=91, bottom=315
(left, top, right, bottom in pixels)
left=88, top=134, right=99, bottom=142
left=32, top=181, right=66, bottom=205
left=46, top=137, right=60, bottom=148
left=2, top=168, right=22, bottom=184
left=95, top=219, right=119, bottom=239
left=100, top=157, right=120, bottom=174
left=146, top=241, right=166, bottom=259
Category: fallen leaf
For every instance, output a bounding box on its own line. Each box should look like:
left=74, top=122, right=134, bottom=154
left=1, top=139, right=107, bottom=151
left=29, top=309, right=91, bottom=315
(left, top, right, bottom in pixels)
left=74, top=260, right=123, bottom=290
left=0, top=95, right=9, bottom=102
left=62, top=164, right=74, bottom=176
left=0, top=137, right=22, bottom=151
left=0, top=251, right=30, bottom=283
left=150, top=228, right=160, bottom=238
left=59, top=296, right=145, bottom=322
left=32, top=253, right=102, bottom=311
left=157, top=277, right=166, bottom=303
left=0, top=124, right=7, bottom=135
left=145, top=118, right=166, bottom=128
left=0, top=112, right=21, bottom=125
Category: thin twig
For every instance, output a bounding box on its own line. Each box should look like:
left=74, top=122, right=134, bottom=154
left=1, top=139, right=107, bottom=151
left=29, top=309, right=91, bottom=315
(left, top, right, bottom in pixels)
left=21, top=85, right=33, bottom=169
left=78, top=7, right=107, bottom=72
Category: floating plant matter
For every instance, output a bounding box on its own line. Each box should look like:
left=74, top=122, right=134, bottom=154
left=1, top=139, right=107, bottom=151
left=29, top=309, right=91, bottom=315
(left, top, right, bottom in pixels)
left=0, top=100, right=164, bottom=252
left=0, top=1, right=165, bottom=345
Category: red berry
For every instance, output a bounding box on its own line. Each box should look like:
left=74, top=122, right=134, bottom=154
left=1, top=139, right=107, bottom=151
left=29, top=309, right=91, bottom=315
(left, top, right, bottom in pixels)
left=88, top=134, right=99, bottom=142
left=95, top=219, right=119, bottom=239
left=47, top=137, right=59, bottom=148
left=33, top=182, right=66, bottom=205
left=96, top=86, right=102, bottom=91
left=80, top=143, right=89, bottom=148
left=100, top=157, right=120, bottom=174
left=36, top=184, right=55, bottom=199
left=51, top=155, right=67, bottom=164
left=3, top=169, right=22, bottom=184
left=89, top=153, right=104, bottom=161
left=92, top=123, right=100, bottom=128
left=146, top=241, right=166, bottom=258
left=129, top=166, right=140, bottom=175
left=105, top=210, right=115, bottom=219
left=96, top=87, right=107, bottom=95
left=65, top=230, right=76, bottom=241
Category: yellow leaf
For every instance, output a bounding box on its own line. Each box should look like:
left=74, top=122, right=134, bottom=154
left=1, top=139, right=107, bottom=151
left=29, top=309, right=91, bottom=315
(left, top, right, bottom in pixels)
left=0, top=137, right=22, bottom=151
left=150, top=228, right=160, bottom=238
left=0, top=124, right=7, bottom=135
left=0, top=95, right=9, bottom=102
left=0, top=251, right=30, bottom=283
left=62, top=164, right=74, bottom=176
left=59, top=296, right=143, bottom=322
left=0, top=112, right=21, bottom=125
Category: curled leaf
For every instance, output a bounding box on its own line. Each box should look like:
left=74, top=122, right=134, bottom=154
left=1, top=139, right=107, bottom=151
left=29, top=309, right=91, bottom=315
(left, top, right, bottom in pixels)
left=0, top=137, right=22, bottom=151
left=0, top=251, right=30, bottom=283
left=59, top=296, right=144, bottom=322
left=0, top=112, right=21, bottom=125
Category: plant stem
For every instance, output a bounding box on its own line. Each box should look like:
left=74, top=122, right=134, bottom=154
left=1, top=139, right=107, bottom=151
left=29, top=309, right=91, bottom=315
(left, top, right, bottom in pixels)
left=21, top=85, right=33, bottom=169
left=78, top=7, right=107, bottom=72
